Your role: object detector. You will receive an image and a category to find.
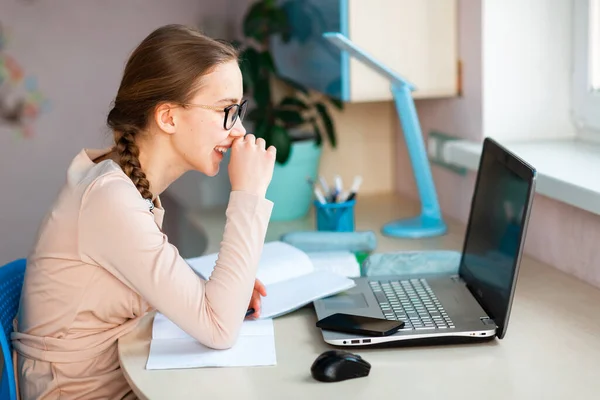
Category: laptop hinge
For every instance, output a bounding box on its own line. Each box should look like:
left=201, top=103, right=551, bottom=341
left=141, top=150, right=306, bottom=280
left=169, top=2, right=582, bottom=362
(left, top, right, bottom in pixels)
left=480, top=317, right=495, bottom=326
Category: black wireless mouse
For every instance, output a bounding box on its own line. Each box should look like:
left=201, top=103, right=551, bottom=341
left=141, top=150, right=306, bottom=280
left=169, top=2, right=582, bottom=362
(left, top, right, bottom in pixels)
left=310, top=350, right=371, bottom=382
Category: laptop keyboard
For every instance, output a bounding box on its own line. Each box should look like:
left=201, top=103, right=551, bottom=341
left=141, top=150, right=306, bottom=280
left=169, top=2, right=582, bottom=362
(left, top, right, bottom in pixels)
left=369, top=279, right=455, bottom=330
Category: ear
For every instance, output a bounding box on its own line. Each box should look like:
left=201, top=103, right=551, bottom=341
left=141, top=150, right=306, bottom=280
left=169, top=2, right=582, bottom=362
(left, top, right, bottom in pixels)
left=154, top=103, right=177, bottom=135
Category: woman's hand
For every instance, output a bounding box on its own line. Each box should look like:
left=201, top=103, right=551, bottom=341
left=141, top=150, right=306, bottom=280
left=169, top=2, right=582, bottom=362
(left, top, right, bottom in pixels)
left=228, top=134, right=276, bottom=198
left=246, top=278, right=267, bottom=319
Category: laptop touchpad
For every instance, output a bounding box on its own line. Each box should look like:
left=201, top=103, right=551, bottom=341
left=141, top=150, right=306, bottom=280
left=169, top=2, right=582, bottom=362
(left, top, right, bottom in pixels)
left=323, top=293, right=369, bottom=310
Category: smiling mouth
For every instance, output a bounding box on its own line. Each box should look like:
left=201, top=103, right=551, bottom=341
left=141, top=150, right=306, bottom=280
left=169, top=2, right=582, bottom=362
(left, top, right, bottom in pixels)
left=214, top=146, right=230, bottom=155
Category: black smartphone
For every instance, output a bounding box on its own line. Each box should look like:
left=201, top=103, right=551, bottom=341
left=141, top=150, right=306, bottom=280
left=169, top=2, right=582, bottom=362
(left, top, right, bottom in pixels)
left=316, top=313, right=405, bottom=336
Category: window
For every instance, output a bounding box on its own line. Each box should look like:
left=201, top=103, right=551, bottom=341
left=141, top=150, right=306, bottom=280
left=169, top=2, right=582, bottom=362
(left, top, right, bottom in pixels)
left=573, top=0, right=600, bottom=136
left=591, top=0, right=600, bottom=91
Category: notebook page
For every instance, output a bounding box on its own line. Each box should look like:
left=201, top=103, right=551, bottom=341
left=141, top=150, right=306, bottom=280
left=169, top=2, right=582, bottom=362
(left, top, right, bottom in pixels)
left=146, top=335, right=276, bottom=369
left=259, top=270, right=356, bottom=319
left=187, top=241, right=314, bottom=286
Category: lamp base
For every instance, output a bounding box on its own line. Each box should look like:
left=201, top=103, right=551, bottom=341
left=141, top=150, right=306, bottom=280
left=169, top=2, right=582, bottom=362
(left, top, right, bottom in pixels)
left=381, top=215, right=447, bottom=239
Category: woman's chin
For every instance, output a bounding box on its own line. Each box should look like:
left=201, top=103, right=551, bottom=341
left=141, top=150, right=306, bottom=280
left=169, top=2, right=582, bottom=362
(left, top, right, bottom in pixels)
left=187, top=158, right=219, bottom=177
left=191, top=151, right=224, bottom=176
left=205, top=165, right=220, bottom=177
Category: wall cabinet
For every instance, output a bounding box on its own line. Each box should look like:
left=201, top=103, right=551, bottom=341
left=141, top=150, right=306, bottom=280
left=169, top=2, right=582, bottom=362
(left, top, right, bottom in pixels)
left=271, top=0, right=458, bottom=102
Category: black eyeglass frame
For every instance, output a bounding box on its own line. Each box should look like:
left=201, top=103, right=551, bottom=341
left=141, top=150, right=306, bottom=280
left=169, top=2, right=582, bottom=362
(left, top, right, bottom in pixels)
left=181, top=99, right=248, bottom=130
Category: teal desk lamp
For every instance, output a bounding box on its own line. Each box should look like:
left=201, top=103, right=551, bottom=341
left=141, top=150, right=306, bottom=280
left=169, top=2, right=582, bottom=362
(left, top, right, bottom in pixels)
left=323, top=32, right=447, bottom=238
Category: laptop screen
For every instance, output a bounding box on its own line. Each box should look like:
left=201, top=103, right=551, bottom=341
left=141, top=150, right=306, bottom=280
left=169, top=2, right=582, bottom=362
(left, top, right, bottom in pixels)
left=458, top=138, right=535, bottom=339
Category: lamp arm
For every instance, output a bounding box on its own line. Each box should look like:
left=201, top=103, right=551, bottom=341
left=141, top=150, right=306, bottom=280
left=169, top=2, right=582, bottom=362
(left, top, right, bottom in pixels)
left=391, top=82, right=442, bottom=219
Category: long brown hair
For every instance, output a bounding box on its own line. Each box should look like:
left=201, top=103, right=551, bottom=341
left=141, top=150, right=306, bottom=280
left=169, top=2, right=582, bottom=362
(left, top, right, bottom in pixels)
left=107, top=24, right=238, bottom=200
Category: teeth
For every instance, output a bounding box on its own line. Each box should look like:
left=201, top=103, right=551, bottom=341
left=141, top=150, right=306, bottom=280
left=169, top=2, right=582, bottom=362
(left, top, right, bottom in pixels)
left=215, top=147, right=228, bottom=154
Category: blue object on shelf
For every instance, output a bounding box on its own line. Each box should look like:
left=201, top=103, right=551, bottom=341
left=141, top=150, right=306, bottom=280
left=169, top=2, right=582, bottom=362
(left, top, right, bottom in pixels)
left=363, top=251, right=461, bottom=277
left=322, top=32, right=447, bottom=238
left=314, top=199, right=356, bottom=232
left=280, top=230, right=377, bottom=253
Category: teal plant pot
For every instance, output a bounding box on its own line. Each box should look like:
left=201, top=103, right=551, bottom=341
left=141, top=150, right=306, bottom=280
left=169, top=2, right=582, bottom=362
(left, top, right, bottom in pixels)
left=266, top=139, right=322, bottom=221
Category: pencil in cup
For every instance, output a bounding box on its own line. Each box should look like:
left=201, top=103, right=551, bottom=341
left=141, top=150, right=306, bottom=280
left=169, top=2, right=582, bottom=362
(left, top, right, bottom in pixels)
left=314, top=199, right=357, bottom=232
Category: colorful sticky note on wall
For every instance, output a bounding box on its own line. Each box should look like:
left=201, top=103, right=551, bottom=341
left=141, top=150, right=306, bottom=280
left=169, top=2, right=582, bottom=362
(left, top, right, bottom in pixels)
left=0, top=22, right=49, bottom=139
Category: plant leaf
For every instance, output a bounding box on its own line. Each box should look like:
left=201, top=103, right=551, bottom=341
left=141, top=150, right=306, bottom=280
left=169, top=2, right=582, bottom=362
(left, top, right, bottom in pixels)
left=316, top=102, right=336, bottom=148
left=311, top=118, right=322, bottom=146
left=253, top=117, right=270, bottom=140
left=260, top=51, right=277, bottom=74
left=253, top=74, right=271, bottom=109
left=279, top=96, right=309, bottom=110
left=269, top=124, right=292, bottom=164
left=243, top=2, right=269, bottom=43
left=267, top=7, right=290, bottom=37
left=244, top=2, right=290, bottom=43
left=274, top=108, right=304, bottom=127
left=246, top=107, right=263, bottom=123
left=239, top=47, right=260, bottom=93
left=327, top=96, right=344, bottom=110
left=277, top=76, right=309, bottom=95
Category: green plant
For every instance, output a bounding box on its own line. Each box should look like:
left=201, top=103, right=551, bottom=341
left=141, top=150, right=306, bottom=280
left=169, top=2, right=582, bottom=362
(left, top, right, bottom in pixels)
left=235, top=0, right=343, bottom=164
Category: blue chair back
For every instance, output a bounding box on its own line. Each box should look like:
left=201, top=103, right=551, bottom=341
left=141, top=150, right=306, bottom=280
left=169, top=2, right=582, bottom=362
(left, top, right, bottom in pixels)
left=0, top=259, right=26, bottom=400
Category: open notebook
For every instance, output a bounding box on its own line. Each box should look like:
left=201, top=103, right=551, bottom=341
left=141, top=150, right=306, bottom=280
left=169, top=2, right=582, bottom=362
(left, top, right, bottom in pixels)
left=188, top=241, right=356, bottom=318
left=146, top=313, right=276, bottom=370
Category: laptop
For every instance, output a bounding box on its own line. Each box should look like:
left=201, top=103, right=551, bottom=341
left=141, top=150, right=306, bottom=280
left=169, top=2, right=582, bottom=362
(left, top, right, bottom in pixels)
left=313, top=137, right=536, bottom=346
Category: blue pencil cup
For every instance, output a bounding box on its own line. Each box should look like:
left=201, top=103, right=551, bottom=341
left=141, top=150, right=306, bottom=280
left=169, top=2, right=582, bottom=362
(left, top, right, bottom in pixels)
left=314, top=200, right=356, bottom=232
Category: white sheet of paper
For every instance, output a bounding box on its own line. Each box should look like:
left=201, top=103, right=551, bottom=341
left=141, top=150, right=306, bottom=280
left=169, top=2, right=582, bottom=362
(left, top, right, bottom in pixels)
left=147, top=314, right=276, bottom=370
left=187, top=241, right=314, bottom=286
left=152, top=312, right=273, bottom=340
left=146, top=335, right=276, bottom=369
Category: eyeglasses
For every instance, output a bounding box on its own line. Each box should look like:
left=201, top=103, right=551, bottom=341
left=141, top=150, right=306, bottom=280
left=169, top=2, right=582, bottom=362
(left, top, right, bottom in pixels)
left=181, top=99, right=248, bottom=130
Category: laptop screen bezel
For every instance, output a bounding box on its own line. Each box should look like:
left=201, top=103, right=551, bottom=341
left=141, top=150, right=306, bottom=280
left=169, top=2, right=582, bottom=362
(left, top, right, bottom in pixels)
left=458, top=137, right=536, bottom=339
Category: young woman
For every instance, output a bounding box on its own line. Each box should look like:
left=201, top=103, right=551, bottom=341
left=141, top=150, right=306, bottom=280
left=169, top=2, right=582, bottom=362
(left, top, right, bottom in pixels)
left=12, top=24, right=276, bottom=399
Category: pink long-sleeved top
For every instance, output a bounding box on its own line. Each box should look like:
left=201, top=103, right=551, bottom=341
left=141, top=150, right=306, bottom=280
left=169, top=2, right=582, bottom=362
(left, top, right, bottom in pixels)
left=11, top=148, right=273, bottom=399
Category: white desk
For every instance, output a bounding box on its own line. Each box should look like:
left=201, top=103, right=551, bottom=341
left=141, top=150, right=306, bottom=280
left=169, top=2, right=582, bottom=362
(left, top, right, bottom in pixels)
left=118, top=193, right=600, bottom=399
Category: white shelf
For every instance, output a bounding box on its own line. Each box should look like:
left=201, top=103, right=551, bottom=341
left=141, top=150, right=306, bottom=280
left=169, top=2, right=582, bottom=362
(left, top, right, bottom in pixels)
left=445, top=138, right=600, bottom=216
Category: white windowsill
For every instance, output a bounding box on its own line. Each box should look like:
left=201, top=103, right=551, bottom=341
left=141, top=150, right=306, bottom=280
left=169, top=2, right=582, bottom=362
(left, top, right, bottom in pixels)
left=444, top=138, right=600, bottom=216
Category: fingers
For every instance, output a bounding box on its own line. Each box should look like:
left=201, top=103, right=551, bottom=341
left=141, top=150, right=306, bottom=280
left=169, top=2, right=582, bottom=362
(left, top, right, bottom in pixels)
left=238, top=134, right=275, bottom=156
left=254, top=279, right=267, bottom=296
left=247, top=291, right=261, bottom=319
left=246, top=280, right=266, bottom=319
left=243, top=133, right=256, bottom=145
left=228, top=132, right=276, bottom=197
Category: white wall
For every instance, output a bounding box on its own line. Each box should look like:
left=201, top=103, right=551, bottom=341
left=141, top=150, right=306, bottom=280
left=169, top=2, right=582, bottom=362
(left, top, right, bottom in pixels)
left=0, top=0, right=246, bottom=266
left=482, top=0, right=574, bottom=141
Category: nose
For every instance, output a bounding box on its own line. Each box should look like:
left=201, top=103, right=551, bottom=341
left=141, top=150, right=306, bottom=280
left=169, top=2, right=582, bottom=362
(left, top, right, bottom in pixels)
left=229, top=119, right=246, bottom=138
